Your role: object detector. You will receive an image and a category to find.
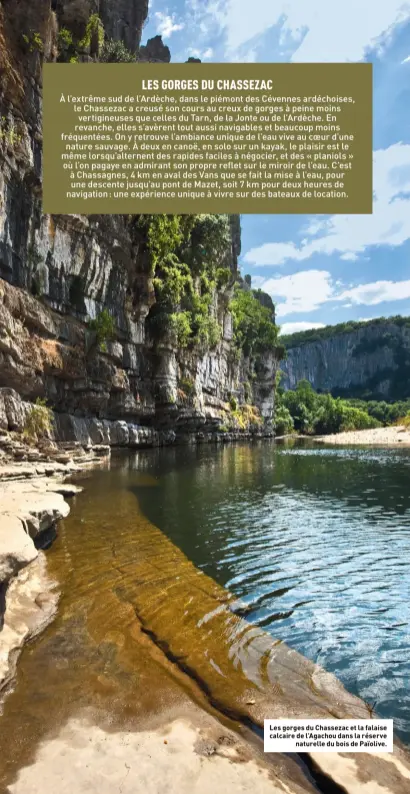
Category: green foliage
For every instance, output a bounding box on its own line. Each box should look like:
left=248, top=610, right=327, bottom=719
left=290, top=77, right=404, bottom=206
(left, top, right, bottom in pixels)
left=57, top=27, right=77, bottom=62
left=313, top=395, right=378, bottom=434
left=281, top=316, right=410, bottom=349
left=142, top=214, right=231, bottom=351
left=88, top=309, right=115, bottom=351
left=100, top=39, right=135, bottom=62
left=22, top=31, right=44, bottom=53
left=215, top=267, right=232, bottom=288
left=58, top=28, right=73, bottom=47
left=23, top=399, right=53, bottom=443
left=170, top=311, right=192, bottom=347
left=78, top=14, right=104, bottom=51
left=0, top=116, right=22, bottom=148
left=231, top=404, right=263, bottom=430
left=229, top=395, right=238, bottom=411
left=275, top=403, right=294, bottom=436
left=185, top=214, right=231, bottom=274
left=178, top=376, right=196, bottom=396
left=230, top=286, right=278, bottom=357
left=344, top=398, right=410, bottom=426
left=277, top=380, right=382, bottom=436
left=138, top=215, right=187, bottom=271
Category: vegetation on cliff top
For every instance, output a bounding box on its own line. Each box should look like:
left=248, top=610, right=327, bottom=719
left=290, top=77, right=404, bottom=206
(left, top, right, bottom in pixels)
left=230, top=286, right=282, bottom=358
left=134, top=214, right=280, bottom=360
left=281, top=315, right=410, bottom=349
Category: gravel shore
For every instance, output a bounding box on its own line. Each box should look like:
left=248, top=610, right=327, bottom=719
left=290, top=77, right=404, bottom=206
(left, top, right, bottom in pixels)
left=315, top=425, right=410, bottom=446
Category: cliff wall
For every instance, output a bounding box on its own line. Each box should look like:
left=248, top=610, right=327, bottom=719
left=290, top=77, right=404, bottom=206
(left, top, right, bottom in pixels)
left=281, top=319, right=410, bottom=400
left=0, top=0, right=279, bottom=448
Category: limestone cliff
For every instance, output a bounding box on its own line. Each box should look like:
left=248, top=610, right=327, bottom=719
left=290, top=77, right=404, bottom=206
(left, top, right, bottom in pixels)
left=0, top=0, right=279, bottom=449
left=281, top=318, right=410, bottom=400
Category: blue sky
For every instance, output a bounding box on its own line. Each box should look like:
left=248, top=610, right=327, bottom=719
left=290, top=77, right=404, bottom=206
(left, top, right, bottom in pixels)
left=143, top=1, right=410, bottom=334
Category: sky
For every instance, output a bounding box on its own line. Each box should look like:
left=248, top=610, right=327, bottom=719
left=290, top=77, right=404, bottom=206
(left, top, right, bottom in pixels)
left=143, top=1, right=410, bottom=335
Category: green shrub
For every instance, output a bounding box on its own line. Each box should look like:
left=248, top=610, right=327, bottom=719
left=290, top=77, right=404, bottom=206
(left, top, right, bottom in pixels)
left=277, top=381, right=382, bottom=436
left=0, top=116, right=22, bottom=148
left=216, top=267, right=231, bottom=288
left=100, top=39, right=135, bottom=62
left=178, top=376, right=196, bottom=396
left=229, top=395, right=238, bottom=411
left=22, top=32, right=44, bottom=53
left=142, top=214, right=228, bottom=351
left=57, top=27, right=76, bottom=61
left=23, top=399, right=53, bottom=443
left=78, top=14, right=104, bottom=52
left=88, top=309, right=115, bottom=351
left=170, top=312, right=192, bottom=347
left=230, top=286, right=278, bottom=356
left=275, top=404, right=294, bottom=436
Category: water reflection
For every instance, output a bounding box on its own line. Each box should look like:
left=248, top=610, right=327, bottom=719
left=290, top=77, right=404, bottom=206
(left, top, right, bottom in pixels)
left=135, top=441, right=410, bottom=742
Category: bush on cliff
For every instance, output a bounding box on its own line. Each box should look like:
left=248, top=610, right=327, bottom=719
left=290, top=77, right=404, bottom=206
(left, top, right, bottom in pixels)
left=100, top=40, right=136, bottom=63
left=88, top=309, right=115, bottom=352
left=140, top=214, right=231, bottom=350
left=230, top=286, right=279, bottom=357
left=23, top=399, right=53, bottom=443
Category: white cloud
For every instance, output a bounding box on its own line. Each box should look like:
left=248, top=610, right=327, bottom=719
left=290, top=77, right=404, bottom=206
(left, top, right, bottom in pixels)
left=258, top=270, right=410, bottom=316
left=243, top=143, right=410, bottom=267
left=155, top=11, right=184, bottom=38
left=336, top=279, right=410, bottom=305
left=191, top=0, right=410, bottom=61
left=187, top=46, right=214, bottom=59
left=259, top=270, right=334, bottom=316
left=340, top=252, right=360, bottom=261
left=279, top=321, right=325, bottom=335
left=402, top=55, right=410, bottom=63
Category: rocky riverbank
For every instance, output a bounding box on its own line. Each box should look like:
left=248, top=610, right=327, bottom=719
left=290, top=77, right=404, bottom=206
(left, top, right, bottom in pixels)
left=0, top=445, right=111, bottom=694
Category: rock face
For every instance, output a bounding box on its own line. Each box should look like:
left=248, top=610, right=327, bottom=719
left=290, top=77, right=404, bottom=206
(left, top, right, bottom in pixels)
left=139, top=34, right=171, bottom=63
left=0, top=1, right=278, bottom=443
left=55, top=0, right=149, bottom=52
left=281, top=319, right=410, bottom=399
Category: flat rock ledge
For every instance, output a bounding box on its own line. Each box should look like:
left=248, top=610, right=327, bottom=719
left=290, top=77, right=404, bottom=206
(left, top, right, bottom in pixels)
left=0, top=455, right=99, bottom=693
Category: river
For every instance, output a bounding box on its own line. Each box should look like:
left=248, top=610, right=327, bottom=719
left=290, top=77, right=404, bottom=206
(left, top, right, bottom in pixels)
left=0, top=440, right=409, bottom=789
left=137, top=441, right=410, bottom=739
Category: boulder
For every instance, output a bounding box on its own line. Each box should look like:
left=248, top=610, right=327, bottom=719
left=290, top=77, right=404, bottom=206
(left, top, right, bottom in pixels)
left=0, top=515, right=38, bottom=584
